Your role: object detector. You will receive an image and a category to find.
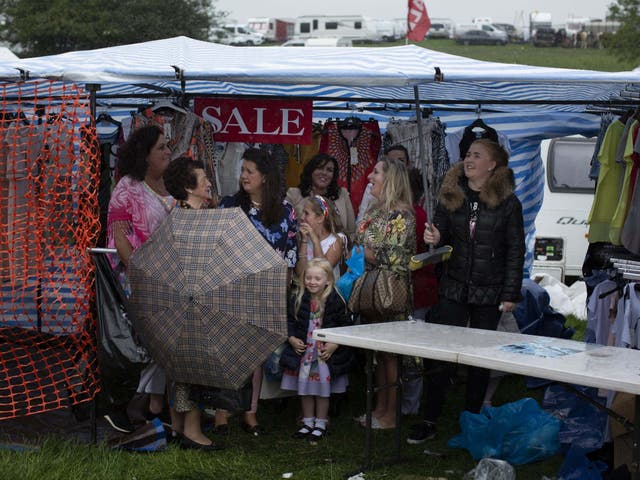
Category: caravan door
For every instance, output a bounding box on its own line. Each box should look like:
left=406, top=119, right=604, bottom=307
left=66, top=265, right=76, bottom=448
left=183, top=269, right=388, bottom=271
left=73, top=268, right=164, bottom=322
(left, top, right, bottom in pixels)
left=533, top=136, right=596, bottom=282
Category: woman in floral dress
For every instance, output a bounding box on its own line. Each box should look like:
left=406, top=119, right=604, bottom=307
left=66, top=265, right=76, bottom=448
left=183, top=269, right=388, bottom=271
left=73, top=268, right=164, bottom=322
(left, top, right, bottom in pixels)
left=218, top=147, right=298, bottom=435
left=353, top=157, right=415, bottom=430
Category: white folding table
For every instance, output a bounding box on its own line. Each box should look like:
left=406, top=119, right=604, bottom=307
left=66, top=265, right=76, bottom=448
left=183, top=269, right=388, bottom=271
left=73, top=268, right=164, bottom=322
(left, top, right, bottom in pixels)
left=314, top=321, right=640, bottom=477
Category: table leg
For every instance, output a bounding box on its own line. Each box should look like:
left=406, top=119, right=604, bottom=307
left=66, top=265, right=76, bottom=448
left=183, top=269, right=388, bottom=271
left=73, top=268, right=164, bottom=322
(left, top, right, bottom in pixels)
left=364, top=350, right=374, bottom=471
left=394, top=355, right=402, bottom=461
left=633, top=395, right=640, bottom=480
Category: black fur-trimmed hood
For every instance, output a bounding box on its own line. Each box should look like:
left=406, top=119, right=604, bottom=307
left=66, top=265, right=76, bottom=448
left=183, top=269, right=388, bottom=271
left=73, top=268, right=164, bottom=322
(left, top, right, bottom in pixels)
left=438, top=163, right=515, bottom=211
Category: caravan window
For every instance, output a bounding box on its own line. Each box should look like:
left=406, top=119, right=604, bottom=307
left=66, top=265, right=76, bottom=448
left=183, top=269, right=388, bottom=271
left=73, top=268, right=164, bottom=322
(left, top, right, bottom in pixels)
left=355, top=21, right=362, bottom=29
left=547, top=137, right=596, bottom=193
left=326, top=22, right=338, bottom=30
left=300, top=22, right=311, bottom=33
left=313, top=20, right=318, bottom=30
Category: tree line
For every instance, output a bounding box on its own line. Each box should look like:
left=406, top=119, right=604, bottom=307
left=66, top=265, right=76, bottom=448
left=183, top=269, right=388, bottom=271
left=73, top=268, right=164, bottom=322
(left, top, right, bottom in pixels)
left=0, top=0, right=227, bottom=56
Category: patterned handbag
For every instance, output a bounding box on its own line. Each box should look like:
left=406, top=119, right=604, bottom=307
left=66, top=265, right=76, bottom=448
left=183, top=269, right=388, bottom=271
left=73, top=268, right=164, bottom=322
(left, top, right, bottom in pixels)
left=348, top=267, right=409, bottom=321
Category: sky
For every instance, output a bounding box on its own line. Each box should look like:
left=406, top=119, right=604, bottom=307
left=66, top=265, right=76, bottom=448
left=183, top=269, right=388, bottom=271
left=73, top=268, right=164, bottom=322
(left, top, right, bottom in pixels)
left=216, top=0, right=615, bottom=27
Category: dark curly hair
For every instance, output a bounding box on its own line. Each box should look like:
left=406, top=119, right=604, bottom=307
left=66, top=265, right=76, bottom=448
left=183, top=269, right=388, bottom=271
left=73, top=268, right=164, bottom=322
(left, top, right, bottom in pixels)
left=298, top=153, right=341, bottom=201
left=163, top=157, right=204, bottom=201
left=117, top=125, right=165, bottom=181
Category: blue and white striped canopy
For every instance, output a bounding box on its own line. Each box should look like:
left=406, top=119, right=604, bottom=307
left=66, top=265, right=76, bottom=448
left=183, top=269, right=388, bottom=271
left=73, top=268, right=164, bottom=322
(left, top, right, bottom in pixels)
left=0, top=36, right=638, bottom=113
left=1, top=36, right=634, bottom=276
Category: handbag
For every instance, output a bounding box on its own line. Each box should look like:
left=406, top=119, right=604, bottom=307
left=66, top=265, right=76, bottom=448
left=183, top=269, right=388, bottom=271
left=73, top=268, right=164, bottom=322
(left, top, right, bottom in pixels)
left=189, top=381, right=253, bottom=413
left=348, top=267, right=409, bottom=321
left=92, top=252, right=150, bottom=404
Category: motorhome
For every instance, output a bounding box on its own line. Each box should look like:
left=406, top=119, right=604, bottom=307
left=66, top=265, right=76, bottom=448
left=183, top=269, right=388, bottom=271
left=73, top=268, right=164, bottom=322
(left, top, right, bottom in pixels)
left=533, top=136, right=596, bottom=282
left=530, top=11, right=552, bottom=37
left=247, top=17, right=294, bottom=42
left=294, top=15, right=382, bottom=42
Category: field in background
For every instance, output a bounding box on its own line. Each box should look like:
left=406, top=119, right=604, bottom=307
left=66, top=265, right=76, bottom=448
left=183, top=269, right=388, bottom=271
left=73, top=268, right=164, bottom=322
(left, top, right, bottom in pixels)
left=380, top=38, right=637, bottom=71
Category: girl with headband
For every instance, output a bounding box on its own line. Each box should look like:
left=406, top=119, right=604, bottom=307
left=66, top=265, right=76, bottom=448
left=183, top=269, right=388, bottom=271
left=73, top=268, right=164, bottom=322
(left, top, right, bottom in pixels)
left=295, top=195, right=346, bottom=282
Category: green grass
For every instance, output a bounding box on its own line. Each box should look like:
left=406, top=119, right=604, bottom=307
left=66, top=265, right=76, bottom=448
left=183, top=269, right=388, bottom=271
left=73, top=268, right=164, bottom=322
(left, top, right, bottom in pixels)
left=0, top=368, right=573, bottom=480
left=377, top=38, right=637, bottom=71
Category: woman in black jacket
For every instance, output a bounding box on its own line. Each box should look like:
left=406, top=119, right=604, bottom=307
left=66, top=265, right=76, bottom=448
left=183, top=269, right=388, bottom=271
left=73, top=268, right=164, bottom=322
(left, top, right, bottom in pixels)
left=407, top=139, right=525, bottom=445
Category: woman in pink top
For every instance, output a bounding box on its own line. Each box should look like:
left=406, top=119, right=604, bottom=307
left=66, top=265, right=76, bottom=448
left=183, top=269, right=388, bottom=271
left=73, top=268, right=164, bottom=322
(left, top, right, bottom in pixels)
left=107, top=125, right=175, bottom=425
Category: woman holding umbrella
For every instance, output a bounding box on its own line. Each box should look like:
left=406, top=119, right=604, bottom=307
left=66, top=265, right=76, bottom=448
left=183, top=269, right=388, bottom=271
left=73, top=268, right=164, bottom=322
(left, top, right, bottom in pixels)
left=106, top=125, right=175, bottom=431
left=218, top=148, right=298, bottom=435
left=162, top=156, right=222, bottom=450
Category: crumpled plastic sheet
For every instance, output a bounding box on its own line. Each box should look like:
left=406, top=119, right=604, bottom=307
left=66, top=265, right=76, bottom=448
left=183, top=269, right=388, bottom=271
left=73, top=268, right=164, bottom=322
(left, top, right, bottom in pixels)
left=463, top=458, right=516, bottom=480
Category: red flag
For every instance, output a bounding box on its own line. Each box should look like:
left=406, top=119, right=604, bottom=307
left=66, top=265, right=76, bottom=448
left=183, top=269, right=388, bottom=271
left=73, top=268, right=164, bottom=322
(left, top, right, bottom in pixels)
left=407, top=0, right=431, bottom=42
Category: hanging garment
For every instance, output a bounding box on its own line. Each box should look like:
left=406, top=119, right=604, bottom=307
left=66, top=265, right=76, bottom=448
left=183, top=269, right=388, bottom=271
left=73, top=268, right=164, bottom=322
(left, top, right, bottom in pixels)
left=586, top=279, right=618, bottom=346
left=319, top=118, right=381, bottom=213
left=444, top=124, right=512, bottom=164
left=621, top=128, right=640, bottom=254
left=589, top=113, right=614, bottom=181
left=212, top=142, right=246, bottom=197
left=383, top=118, right=450, bottom=219
left=587, top=119, right=625, bottom=243
left=283, top=123, right=323, bottom=188
left=609, top=120, right=638, bottom=244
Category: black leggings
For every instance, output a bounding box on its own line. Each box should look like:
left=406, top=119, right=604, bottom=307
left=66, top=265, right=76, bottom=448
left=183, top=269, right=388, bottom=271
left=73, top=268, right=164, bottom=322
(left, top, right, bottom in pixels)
left=422, top=298, right=501, bottom=423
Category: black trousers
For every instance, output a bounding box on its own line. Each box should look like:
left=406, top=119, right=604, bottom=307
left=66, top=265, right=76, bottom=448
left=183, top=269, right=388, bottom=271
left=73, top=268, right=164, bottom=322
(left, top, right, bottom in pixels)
left=423, top=298, right=501, bottom=423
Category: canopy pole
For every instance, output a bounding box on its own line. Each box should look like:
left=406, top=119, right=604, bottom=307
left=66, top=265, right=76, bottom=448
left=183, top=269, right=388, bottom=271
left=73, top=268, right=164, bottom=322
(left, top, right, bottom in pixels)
left=86, top=84, right=100, bottom=125
left=413, top=85, right=433, bottom=235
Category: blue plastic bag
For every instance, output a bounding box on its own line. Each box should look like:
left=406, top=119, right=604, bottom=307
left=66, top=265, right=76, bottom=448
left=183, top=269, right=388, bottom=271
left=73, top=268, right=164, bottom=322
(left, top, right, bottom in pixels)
left=448, top=397, right=561, bottom=465
left=542, top=384, right=607, bottom=451
left=336, top=245, right=365, bottom=301
left=557, top=445, right=607, bottom=480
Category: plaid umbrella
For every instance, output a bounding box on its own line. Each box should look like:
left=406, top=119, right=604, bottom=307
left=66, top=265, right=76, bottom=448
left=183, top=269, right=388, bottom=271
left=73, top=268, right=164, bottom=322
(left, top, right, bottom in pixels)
left=127, top=207, right=288, bottom=390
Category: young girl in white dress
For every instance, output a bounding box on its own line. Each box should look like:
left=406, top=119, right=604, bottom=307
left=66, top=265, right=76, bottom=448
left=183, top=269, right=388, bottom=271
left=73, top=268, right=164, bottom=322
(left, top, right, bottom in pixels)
left=280, top=258, right=354, bottom=443
left=295, top=195, right=347, bottom=282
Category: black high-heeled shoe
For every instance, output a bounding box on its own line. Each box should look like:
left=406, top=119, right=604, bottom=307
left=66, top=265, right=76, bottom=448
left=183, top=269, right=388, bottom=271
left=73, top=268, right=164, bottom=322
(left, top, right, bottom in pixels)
left=178, top=434, right=224, bottom=451
left=240, top=422, right=267, bottom=436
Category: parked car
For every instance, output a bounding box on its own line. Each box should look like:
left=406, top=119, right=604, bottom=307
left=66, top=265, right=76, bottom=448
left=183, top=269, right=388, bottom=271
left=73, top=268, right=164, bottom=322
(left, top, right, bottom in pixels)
left=455, top=30, right=507, bottom=45
left=217, top=24, right=264, bottom=46
left=426, top=22, right=452, bottom=39
left=493, top=23, right=525, bottom=43
left=532, top=27, right=556, bottom=47
left=281, top=37, right=353, bottom=47
left=281, top=38, right=307, bottom=47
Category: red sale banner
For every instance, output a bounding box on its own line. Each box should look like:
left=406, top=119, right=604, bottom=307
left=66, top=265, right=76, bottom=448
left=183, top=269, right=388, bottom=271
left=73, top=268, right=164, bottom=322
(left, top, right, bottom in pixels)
left=193, top=97, right=313, bottom=144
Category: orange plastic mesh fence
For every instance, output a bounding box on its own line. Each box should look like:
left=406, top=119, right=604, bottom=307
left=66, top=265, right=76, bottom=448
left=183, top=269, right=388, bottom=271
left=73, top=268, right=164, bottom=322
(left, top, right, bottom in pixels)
left=0, top=81, right=101, bottom=419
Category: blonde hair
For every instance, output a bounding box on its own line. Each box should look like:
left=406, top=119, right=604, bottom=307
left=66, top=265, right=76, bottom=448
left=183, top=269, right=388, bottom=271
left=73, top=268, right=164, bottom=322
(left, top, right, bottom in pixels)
left=374, top=157, right=413, bottom=213
left=294, top=258, right=335, bottom=316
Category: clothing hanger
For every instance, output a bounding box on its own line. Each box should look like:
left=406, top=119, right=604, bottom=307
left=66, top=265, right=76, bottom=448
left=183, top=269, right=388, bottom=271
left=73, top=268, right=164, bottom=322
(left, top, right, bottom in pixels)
left=151, top=98, right=188, bottom=114
left=466, top=105, right=490, bottom=131
left=96, top=112, right=122, bottom=127
left=618, top=108, right=633, bottom=123
left=339, top=116, right=362, bottom=130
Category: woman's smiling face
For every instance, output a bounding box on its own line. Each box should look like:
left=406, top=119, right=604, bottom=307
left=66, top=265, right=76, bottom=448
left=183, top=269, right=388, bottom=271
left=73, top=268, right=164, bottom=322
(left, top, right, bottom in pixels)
left=368, top=161, right=386, bottom=199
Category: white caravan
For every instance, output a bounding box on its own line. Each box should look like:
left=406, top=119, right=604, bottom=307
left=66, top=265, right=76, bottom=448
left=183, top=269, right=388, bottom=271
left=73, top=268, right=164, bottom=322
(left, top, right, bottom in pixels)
left=295, top=15, right=383, bottom=42
left=533, top=136, right=596, bottom=282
